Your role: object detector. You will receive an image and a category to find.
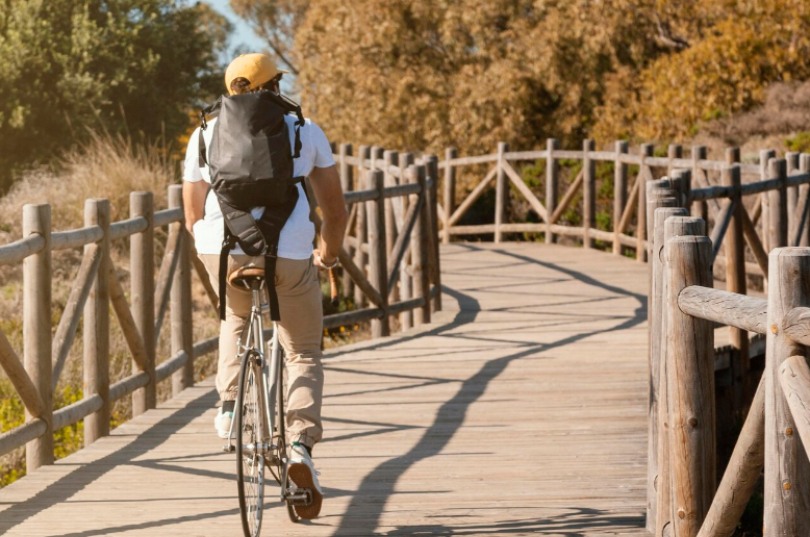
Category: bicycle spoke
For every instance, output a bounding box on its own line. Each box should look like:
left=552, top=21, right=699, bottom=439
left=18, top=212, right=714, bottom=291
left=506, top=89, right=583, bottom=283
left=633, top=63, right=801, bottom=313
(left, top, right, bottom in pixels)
left=236, top=357, right=265, bottom=537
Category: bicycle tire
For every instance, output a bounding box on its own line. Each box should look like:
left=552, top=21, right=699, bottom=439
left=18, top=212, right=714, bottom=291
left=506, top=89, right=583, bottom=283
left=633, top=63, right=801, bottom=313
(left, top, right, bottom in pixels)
left=236, top=351, right=266, bottom=537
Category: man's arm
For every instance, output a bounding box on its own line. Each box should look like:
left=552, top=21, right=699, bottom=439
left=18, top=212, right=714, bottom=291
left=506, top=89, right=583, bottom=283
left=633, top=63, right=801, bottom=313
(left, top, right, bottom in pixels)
left=182, top=180, right=208, bottom=235
left=309, top=164, right=348, bottom=266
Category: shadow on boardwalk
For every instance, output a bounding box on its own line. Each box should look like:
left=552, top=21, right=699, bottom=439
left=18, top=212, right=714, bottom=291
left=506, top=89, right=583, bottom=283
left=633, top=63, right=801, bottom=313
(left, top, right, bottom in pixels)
left=333, top=245, right=647, bottom=536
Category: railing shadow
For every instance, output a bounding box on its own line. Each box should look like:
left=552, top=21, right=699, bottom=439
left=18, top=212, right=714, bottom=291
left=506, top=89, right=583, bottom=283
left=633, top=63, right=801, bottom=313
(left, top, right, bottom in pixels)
left=0, top=387, right=217, bottom=534
left=333, top=245, right=647, bottom=536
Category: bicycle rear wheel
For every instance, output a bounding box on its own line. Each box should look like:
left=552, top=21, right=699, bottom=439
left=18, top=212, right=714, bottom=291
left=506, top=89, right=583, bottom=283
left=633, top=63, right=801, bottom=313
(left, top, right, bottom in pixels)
left=236, top=352, right=266, bottom=537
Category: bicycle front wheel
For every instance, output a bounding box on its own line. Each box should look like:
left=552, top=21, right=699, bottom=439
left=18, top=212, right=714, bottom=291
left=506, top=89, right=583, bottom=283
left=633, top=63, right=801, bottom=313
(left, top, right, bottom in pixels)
left=236, top=352, right=266, bottom=537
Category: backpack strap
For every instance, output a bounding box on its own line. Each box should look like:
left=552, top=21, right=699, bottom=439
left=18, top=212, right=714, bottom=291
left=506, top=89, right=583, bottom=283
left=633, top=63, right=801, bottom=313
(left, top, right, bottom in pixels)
left=218, top=226, right=236, bottom=321
left=264, top=255, right=280, bottom=321
left=254, top=186, right=299, bottom=321
left=198, top=98, right=222, bottom=168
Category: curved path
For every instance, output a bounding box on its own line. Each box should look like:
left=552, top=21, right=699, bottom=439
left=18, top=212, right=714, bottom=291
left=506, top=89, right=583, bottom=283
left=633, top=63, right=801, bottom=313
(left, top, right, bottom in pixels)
left=0, top=243, right=652, bottom=536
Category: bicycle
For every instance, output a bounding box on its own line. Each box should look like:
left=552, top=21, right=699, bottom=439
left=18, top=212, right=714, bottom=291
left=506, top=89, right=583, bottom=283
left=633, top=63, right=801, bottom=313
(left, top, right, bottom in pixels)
left=223, top=264, right=339, bottom=537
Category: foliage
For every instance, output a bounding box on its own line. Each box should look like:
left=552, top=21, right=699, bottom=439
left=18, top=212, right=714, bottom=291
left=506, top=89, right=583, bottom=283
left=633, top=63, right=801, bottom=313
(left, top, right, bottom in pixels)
left=594, top=0, right=810, bottom=143
left=787, top=131, right=810, bottom=153
left=230, top=0, right=810, bottom=157
left=0, top=0, right=230, bottom=191
left=231, top=0, right=655, bottom=154
left=0, top=381, right=90, bottom=486
left=0, top=132, right=174, bottom=243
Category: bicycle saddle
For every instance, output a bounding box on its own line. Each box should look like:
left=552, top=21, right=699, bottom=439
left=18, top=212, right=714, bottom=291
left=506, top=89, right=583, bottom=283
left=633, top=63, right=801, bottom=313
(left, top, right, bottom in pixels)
left=228, top=266, right=266, bottom=290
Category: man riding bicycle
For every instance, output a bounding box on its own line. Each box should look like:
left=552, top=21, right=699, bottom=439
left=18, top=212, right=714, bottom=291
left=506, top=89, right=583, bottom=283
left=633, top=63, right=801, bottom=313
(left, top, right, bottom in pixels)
left=181, top=52, right=348, bottom=519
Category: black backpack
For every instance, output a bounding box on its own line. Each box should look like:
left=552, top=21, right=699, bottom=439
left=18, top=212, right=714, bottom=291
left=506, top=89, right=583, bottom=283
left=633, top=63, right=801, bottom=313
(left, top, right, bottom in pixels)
left=198, top=90, right=306, bottom=321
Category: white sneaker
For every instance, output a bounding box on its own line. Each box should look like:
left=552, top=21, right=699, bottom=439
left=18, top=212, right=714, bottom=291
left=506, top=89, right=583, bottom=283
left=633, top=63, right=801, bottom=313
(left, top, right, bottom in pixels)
left=214, top=408, right=233, bottom=439
left=288, top=442, right=323, bottom=518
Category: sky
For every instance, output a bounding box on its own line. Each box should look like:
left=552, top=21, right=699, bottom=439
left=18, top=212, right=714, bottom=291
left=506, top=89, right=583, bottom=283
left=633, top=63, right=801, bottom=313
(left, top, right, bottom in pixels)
left=203, top=0, right=297, bottom=94
left=204, top=0, right=267, bottom=54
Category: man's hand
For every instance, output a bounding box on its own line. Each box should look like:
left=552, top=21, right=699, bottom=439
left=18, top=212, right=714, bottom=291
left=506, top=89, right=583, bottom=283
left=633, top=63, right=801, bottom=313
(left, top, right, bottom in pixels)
left=312, top=249, right=339, bottom=270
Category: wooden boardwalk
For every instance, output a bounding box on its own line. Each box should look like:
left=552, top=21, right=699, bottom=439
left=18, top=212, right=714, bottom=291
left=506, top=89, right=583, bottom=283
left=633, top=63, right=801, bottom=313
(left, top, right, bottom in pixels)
left=0, top=243, right=652, bottom=536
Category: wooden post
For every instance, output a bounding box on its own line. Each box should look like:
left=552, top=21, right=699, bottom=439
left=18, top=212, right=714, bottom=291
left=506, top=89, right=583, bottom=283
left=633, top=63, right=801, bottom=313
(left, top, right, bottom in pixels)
left=760, top=149, right=776, bottom=252
left=722, top=165, right=749, bottom=412
left=386, top=151, right=402, bottom=308
left=443, top=147, right=457, bottom=244
left=384, top=150, right=398, bottom=261
left=664, top=234, right=715, bottom=537
left=800, top=154, right=810, bottom=247
left=672, top=169, right=691, bottom=211
left=495, top=142, right=509, bottom=243
left=23, top=204, right=53, bottom=470
left=768, top=158, right=788, bottom=252
left=412, top=165, right=431, bottom=325
left=613, top=141, right=629, bottom=255
left=648, top=206, right=690, bottom=533
left=647, top=179, right=676, bottom=259
left=372, top=146, right=384, bottom=168
left=367, top=170, right=389, bottom=338
left=637, top=143, right=655, bottom=262
left=786, top=152, right=799, bottom=245
left=426, top=155, right=442, bottom=312
left=546, top=138, right=559, bottom=245
left=400, top=152, right=415, bottom=331
left=170, top=186, right=194, bottom=395
left=583, top=139, right=596, bottom=249
left=667, top=144, right=683, bottom=177
left=131, top=191, right=155, bottom=415
left=656, top=216, right=707, bottom=537
left=691, top=146, right=708, bottom=221
left=354, top=145, right=370, bottom=307
left=83, top=199, right=110, bottom=444
left=764, top=248, right=810, bottom=537
left=340, top=143, right=355, bottom=298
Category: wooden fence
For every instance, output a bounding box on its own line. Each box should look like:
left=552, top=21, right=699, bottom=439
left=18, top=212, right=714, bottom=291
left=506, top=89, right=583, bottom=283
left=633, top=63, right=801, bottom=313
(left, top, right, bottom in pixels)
left=0, top=150, right=441, bottom=474
left=438, top=140, right=810, bottom=536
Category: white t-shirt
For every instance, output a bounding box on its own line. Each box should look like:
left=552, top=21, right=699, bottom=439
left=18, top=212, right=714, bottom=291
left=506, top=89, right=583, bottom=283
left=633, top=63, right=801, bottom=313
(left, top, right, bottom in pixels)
left=183, top=115, right=335, bottom=258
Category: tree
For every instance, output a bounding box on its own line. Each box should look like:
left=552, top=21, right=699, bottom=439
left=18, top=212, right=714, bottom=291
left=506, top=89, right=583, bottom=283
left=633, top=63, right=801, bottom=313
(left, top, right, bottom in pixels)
left=291, top=0, right=661, bottom=155
left=594, top=0, right=810, bottom=143
left=229, top=0, right=307, bottom=76
left=229, top=0, right=810, bottom=155
left=0, top=0, right=229, bottom=190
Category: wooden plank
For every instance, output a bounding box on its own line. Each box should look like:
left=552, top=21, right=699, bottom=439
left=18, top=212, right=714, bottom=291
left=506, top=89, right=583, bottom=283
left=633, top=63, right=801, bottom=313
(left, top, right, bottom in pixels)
left=0, top=235, right=45, bottom=266
left=51, top=243, right=102, bottom=388
left=448, top=166, right=498, bottom=226
left=678, top=286, right=767, bottom=334
left=501, top=159, right=548, bottom=221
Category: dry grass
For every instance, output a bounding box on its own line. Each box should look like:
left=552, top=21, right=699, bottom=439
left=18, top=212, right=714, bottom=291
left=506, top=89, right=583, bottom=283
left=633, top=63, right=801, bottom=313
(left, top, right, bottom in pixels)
left=696, top=80, right=810, bottom=159
left=0, top=131, right=175, bottom=241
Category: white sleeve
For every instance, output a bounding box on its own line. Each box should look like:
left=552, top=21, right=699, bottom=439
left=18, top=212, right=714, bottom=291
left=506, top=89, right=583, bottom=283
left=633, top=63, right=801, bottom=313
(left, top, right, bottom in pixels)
left=183, top=127, right=204, bottom=183
left=308, top=122, right=336, bottom=168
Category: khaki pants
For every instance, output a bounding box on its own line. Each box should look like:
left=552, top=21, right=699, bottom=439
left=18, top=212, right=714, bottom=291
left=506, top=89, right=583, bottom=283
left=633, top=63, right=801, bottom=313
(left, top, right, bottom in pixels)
left=200, top=254, right=324, bottom=448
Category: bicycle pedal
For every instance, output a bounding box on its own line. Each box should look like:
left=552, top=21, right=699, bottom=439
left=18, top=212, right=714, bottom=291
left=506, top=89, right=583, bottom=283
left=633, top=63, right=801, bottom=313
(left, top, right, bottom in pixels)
left=222, top=444, right=235, bottom=453
left=289, top=488, right=313, bottom=507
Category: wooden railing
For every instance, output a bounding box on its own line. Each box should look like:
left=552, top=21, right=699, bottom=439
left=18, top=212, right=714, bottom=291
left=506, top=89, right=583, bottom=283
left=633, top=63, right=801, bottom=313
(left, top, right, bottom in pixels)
left=657, top=239, right=810, bottom=537
left=438, top=141, right=810, bottom=535
left=0, top=187, right=195, bottom=471
left=440, top=141, right=810, bottom=264
left=0, top=152, right=442, bottom=475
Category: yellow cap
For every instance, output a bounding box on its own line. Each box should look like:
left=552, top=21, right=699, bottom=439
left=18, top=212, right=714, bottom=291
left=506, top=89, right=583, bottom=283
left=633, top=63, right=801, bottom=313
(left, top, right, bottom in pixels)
left=224, top=53, right=284, bottom=95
